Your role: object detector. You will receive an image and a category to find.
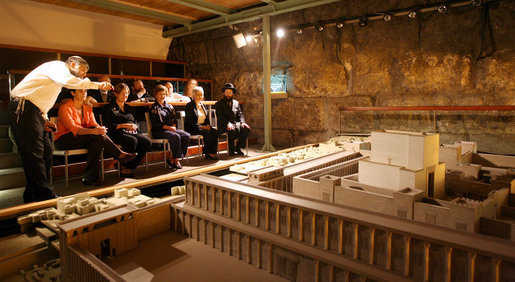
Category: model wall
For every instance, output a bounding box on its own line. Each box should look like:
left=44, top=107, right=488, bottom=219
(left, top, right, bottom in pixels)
left=135, top=202, right=172, bottom=241
left=69, top=218, right=137, bottom=258
left=0, top=0, right=171, bottom=60
left=168, top=0, right=514, bottom=154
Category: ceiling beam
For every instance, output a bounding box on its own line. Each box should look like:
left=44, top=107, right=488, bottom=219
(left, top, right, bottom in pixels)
left=163, top=0, right=340, bottom=38
left=68, top=0, right=193, bottom=25
left=165, top=0, right=236, bottom=16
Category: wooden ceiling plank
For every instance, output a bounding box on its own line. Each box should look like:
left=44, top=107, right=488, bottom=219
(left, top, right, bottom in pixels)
left=68, top=0, right=193, bottom=25
left=165, top=0, right=236, bottom=16
left=110, top=0, right=198, bottom=21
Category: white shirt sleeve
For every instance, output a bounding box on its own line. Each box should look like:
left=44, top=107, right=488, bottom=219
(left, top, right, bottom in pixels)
left=46, top=62, right=99, bottom=90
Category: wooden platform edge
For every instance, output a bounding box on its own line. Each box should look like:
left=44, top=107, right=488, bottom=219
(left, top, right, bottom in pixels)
left=0, top=144, right=315, bottom=220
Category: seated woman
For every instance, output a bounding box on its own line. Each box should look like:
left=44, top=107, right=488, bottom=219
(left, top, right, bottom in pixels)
left=102, top=83, right=151, bottom=177
left=185, top=87, right=219, bottom=160
left=54, top=89, right=137, bottom=186
left=149, top=85, right=190, bottom=169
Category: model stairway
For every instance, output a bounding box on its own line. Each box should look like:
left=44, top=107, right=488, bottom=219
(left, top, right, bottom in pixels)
left=0, top=107, right=26, bottom=191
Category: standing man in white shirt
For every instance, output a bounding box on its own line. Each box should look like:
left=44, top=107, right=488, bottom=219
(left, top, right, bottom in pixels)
left=8, top=56, right=113, bottom=203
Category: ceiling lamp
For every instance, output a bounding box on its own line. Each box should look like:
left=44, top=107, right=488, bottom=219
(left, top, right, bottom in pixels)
left=233, top=33, right=246, bottom=48
left=471, top=0, right=483, bottom=7
left=276, top=28, right=285, bottom=38
left=383, top=13, right=393, bottom=22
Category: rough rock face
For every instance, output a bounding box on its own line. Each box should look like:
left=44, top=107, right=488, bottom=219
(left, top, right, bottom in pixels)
left=169, top=0, right=514, bottom=154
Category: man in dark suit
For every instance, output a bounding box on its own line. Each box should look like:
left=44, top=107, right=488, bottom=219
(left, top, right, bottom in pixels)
left=127, top=80, right=154, bottom=102
left=215, top=83, right=251, bottom=156
left=87, top=75, right=115, bottom=104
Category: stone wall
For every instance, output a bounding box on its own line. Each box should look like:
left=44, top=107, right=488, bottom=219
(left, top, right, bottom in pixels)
left=168, top=0, right=514, bottom=154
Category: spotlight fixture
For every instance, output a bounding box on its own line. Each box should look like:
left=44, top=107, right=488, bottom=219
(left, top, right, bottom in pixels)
left=359, top=16, right=369, bottom=27
left=232, top=32, right=247, bottom=48
left=276, top=28, right=285, bottom=38
left=316, top=24, right=324, bottom=32
left=471, top=0, right=483, bottom=7
left=383, top=13, right=393, bottom=22
left=336, top=22, right=344, bottom=29
left=408, top=10, right=417, bottom=19
left=438, top=5, right=447, bottom=13
left=296, top=28, right=303, bottom=35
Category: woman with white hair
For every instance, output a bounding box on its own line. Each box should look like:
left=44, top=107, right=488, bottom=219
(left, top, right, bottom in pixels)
left=184, top=86, right=219, bottom=160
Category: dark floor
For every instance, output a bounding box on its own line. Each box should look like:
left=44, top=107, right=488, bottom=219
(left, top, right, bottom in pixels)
left=105, top=230, right=286, bottom=282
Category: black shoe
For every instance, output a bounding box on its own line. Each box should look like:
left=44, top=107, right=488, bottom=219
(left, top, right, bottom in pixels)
left=229, top=151, right=236, bottom=156
left=82, top=178, right=102, bottom=186
left=166, top=159, right=173, bottom=169
left=205, top=154, right=218, bottom=160
left=120, top=172, right=134, bottom=178
left=173, top=162, right=183, bottom=169
left=118, top=153, right=137, bottom=164
left=235, top=149, right=245, bottom=155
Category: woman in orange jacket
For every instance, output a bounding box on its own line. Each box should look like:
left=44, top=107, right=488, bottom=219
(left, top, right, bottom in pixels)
left=54, top=89, right=136, bottom=186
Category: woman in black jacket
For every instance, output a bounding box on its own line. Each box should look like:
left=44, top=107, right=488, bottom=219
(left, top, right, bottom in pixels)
left=185, top=87, right=218, bottom=160
left=150, top=85, right=190, bottom=169
left=102, top=83, right=151, bottom=177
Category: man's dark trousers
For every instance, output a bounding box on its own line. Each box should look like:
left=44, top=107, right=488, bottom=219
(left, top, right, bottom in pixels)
left=8, top=100, right=56, bottom=203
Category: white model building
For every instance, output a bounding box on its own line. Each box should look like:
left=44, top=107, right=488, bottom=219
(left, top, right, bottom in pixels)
left=17, top=188, right=160, bottom=231
left=358, top=130, right=446, bottom=198
left=291, top=131, right=514, bottom=238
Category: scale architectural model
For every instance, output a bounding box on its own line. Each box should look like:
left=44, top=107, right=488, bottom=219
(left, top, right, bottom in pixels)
left=16, top=131, right=515, bottom=281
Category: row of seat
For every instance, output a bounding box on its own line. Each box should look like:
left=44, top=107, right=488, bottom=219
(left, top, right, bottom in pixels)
left=50, top=109, right=247, bottom=188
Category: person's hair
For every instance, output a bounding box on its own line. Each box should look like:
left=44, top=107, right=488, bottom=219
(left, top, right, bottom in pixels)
left=133, top=79, right=142, bottom=86
left=114, top=83, right=129, bottom=94
left=153, top=84, right=167, bottom=97
left=192, top=86, right=204, bottom=96
left=66, top=56, right=89, bottom=71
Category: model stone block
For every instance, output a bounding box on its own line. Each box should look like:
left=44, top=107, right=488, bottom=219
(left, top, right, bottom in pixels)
left=413, top=190, right=505, bottom=233
left=358, top=131, right=445, bottom=198
left=230, top=143, right=347, bottom=174
left=370, top=131, right=439, bottom=170
left=114, top=188, right=129, bottom=198
left=247, top=166, right=284, bottom=183
left=130, top=188, right=141, bottom=197
left=439, top=144, right=462, bottom=168
left=106, top=197, right=127, bottom=208
left=458, top=141, right=477, bottom=154
left=336, top=177, right=424, bottom=218
left=359, top=160, right=404, bottom=191
left=171, top=185, right=186, bottom=196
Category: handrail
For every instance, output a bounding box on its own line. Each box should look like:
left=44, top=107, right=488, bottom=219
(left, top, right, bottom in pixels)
left=339, top=105, right=515, bottom=111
